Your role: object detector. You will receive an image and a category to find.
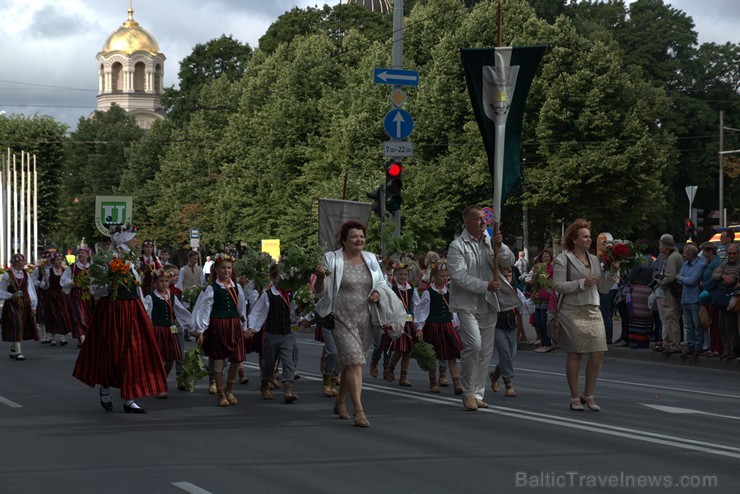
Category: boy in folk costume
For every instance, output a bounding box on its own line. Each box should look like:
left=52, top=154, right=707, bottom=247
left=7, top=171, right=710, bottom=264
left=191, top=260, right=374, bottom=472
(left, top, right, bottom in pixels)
left=144, top=268, right=193, bottom=398
left=139, top=239, right=162, bottom=297
left=39, top=252, right=75, bottom=346
left=72, top=224, right=168, bottom=414
left=1, top=253, right=39, bottom=360
left=61, top=247, right=93, bottom=347
left=246, top=264, right=308, bottom=404
left=191, top=253, right=247, bottom=407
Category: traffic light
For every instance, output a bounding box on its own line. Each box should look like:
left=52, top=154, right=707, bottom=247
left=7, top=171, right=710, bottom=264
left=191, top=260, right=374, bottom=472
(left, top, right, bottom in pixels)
left=385, top=160, right=403, bottom=212
left=684, top=218, right=695, bottom=238
left=367, top=187, right=383, bottom=217
left=692, top=208, right=705, bottom=235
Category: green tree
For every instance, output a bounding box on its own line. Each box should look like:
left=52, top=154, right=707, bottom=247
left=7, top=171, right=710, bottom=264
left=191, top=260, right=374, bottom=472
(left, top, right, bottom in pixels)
left=0, top=114, right=68, bottom=252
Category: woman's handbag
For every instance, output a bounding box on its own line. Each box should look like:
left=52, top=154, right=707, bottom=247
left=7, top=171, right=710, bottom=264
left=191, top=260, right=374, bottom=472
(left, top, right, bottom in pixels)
left=727, top=291, right=740, bottom=313
left=699, top=305, right=712, bottom=328
left=316, top=253, right=337, bottom=331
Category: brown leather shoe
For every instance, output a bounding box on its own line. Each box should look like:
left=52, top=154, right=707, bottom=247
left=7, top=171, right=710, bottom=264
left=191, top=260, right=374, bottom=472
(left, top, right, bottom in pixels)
left=369, top=362, right=378, bottom=378
left=475, top=399, right=490, bottom=408
left=259, top=381, right=273, bottom=400
left=462, top=395, right=478, bottom=411
left=383, top=366, right=395, bottom=383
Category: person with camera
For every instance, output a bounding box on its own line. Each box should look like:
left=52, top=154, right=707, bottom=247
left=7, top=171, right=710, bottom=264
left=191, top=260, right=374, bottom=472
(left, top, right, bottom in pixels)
left=654, top=234, right=684, bottom=355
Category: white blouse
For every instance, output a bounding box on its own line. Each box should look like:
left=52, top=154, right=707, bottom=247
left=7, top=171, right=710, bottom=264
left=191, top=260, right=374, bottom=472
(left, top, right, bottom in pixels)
left=191, top=279, right=247, bottom=334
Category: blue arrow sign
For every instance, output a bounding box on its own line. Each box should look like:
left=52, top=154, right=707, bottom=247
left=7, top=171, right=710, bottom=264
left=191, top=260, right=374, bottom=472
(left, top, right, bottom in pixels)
left=383, top=109, right=414, bottom=140
left=374, top=68, right=419, bottom=86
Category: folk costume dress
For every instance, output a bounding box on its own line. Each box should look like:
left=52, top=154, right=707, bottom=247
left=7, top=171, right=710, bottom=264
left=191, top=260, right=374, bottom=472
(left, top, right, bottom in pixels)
left=192, top=278, right=247, bottom=362
left=139, top=254, right=162, bottom=297
left=380, top=282, right=421, bottom=354
left=39, top=265, right=75, bottom=338
left=415, top=283, right=463, bottom=360
left=31, top=265, right=48, bottom=340
left=0, top=268, right=39, bottom=342
left=61, top=262, right=94, bottom=339
left=72, top=249, right=167, bottom=400
left=144, top=289, right=192, bottom=361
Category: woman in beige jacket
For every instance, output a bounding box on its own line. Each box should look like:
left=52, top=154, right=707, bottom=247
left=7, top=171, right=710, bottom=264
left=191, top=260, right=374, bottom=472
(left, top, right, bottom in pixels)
left=553, top=219, right=619, bottom=412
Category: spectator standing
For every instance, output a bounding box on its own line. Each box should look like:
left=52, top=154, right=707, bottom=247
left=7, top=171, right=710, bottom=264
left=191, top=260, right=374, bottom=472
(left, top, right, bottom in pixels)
left=677, top=244, right=705, bottom=358
left=655, top=234, right=683, bottom=355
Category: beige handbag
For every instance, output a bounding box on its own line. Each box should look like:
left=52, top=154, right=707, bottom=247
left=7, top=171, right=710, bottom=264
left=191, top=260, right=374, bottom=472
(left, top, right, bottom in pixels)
left=699, top=305, right=712, bottom=328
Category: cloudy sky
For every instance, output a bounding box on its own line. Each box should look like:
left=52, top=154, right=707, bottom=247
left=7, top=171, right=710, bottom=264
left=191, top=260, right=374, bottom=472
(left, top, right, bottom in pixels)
left=0, top=0, right=737, bottom=131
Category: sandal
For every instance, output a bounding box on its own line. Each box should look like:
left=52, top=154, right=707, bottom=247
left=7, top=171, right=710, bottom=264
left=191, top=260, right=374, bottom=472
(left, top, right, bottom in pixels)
left=333, top=401, right=351, bottom=420
left=353, top=410, right=370, bottom=428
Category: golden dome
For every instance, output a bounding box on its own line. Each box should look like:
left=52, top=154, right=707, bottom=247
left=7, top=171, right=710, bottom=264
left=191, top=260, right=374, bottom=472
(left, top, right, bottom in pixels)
left=101, top=7, right=160, bottom=55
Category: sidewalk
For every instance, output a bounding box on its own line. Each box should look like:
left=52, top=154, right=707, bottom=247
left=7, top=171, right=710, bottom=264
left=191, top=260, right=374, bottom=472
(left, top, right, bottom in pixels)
left=519, top=316, right=740, bottom=373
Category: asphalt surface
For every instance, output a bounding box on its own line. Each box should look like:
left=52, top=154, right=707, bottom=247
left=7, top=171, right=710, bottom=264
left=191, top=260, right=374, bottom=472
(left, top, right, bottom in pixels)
left=1, top=326, right=739, bottom=494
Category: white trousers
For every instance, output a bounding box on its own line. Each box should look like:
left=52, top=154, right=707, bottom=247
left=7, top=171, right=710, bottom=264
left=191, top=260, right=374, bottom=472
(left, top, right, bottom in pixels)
left=457, top=310, right=497, bottom=400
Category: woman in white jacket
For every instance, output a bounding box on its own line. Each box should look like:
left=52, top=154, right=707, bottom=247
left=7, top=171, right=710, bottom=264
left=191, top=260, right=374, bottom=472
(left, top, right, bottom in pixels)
left=314, top=220, right=386, bottom=428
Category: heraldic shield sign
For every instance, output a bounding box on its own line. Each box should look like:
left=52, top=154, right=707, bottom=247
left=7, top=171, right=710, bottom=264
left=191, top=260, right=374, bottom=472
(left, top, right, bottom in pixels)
left=95, top=195, right=133, bottom=236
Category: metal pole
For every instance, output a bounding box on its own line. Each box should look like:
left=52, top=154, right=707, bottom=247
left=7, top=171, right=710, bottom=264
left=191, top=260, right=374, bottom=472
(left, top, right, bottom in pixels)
left=0, top=157, right=4, bottom=265
left=34, top=154, right=38, bottom=261
left=719, top=110, right=724, bottom=227
left=13, top=154, right=18, bottom=255
left=389, top=0, right=403, bottom=240
left=26, top=153, right=32, bottom=262
left=5, top=148, right=11, bottom=261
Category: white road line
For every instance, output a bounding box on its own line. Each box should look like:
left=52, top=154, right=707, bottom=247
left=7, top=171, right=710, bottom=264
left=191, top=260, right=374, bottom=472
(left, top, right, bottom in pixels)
left=0, top=396, right=22, bottom=408
left=172, top=482, right=213, bottom=494
left=516, top=367, right=740, bottom=400
left=257, top=365, right=740, bottom=460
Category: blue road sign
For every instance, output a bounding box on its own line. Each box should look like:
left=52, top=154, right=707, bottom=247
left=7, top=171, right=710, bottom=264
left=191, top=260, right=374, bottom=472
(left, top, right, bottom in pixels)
left=374, top=68, right=419, bottom=86
left=383, top=109, right=414, bottom=140
left=190, top=228, right=200, bottom=239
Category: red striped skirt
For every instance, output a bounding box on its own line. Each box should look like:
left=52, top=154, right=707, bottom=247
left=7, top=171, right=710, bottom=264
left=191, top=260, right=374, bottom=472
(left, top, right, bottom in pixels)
left=1, top=299, right=38, bottom=342
left=69, top=288, right=93, bottom=338
left=203, top=317, right=246, bottom=361
left=423, top=321, right=463, bottom=360
left=43, top=290, right=75, bottom=335
left=153, top=324, right=183, bottom=361
left=381, top=321, right=418, bottom=354
left=72, top=297, right=167, bottom=400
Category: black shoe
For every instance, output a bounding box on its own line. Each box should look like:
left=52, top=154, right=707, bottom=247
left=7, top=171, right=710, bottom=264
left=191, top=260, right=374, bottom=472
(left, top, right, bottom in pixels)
left=60, top=340, right=68, bottom=346
left=99, top=390, right=113, bottom=412
left=123, top=403, right=147, bottom=414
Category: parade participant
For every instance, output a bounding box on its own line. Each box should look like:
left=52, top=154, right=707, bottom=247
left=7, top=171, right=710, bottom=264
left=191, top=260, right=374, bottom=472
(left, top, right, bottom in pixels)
left=382, top=258, right=421, bottom=386
left=165, top=263, right=188, bottom=390
left=314, top=220, right=386, bottom=427
left=553, top=219, right=619, bottom=412
left=73, top=225, right=167, bottom=413
left=61, top=247, right=93, bottom=347
left=191, top=253, right=247, bottom=407
left=139, top=240, right=162, bottom=297
left=40, top=252, right=74, bottom=346
left=158, top=247, right=172, bottom=265
left=237, top=273, right=259, bottom=386
left=490, top=266, right=532, bottom=397
left=32, top=254, right=50, bottom=343
left=448, top=205, right=516, bottom=411
left=144, top=268, right=193, bottom=398
left=415, top=258, right=463, bottom=394
left=176, top=250, right=205, bottom=295
left=1, top=253, right=38, bottom=360
left=246, top=264, right=308, bottom=404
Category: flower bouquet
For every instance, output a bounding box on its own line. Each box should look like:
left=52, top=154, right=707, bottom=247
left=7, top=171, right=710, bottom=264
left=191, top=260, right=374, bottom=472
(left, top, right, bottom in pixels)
left=410, top=341, right=438, bottom=372
left=177, top=346, right=210, bottom=393
left=276, top=244, right=324, bottom=292
left=293, top=283, right=317, bottom=317
left=600, top=240, right=645, bottom=275
left=88, top=250, right=139, bottom=300
left=233, top=249, right=272, bottom=291
left=75, top=269, right=92, bottom=301
left=530, top=263, right=552, bottom=291
left=181, top=285, right=203, bottom=309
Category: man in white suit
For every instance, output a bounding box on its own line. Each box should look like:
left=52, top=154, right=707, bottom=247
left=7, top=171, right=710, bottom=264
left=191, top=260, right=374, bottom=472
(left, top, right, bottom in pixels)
left=448, top=205, right=516, bottom=411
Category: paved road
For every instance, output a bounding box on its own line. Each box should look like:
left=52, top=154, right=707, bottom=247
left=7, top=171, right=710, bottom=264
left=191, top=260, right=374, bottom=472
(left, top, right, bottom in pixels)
left=1, top=330, right=738, bottom=494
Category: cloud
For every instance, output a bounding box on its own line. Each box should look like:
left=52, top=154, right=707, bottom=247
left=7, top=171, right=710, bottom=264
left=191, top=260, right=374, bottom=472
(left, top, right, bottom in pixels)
left=27, top=4, right=95, bottom=39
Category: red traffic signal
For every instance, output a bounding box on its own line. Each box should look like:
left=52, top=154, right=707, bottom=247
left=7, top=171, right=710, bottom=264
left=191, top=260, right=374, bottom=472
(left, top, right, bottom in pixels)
left=385, top=161, right=404, bottom=212
left=387, top=161, right=403, bottom=178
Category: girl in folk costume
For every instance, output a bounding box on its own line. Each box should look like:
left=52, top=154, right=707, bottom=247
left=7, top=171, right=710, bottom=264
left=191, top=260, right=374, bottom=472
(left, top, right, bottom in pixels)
left=40, top=252, right=75, bottom=346
left=73, top=225, right=167, bottom=414
left=61, top=247, right=93, bottom=347
left=415, top=259, right=464, bottom=394
left=33, top=254, right=51, bottom=343
left=191, top=253, right=247, bottom=407
left=1, top=253, right=39, bottom=360
left=139, top=240, right=162, bottom=297
left=144, top=268, right=193, bottom=398
left=382, top=257, right=422, bottom=387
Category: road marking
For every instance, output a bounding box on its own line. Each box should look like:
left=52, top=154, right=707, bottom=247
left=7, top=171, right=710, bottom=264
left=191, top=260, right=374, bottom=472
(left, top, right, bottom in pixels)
left=0, top=396, right=22, bottom=408
left=518, top=367, right=740, bottom=400
left=262, top=365, right=740, bottom=460
left=641, top=403, right=740, bottom=421
left=172, top=482, right=212, bottom=494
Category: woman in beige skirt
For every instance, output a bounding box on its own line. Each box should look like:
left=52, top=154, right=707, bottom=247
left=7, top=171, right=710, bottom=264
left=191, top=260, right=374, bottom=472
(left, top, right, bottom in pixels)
left=553, top=219, right=619, bottom=412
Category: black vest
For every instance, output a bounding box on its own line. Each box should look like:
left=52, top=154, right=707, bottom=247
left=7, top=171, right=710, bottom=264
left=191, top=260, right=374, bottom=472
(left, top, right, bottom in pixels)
left=427, top=288, right=452, bottom=323
left=151, top=292, right=175, bottom=327
left=266, top=291, right=291, bottom=335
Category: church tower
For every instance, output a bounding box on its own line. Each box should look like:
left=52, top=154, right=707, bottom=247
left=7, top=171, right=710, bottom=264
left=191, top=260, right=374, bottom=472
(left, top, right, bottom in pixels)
left=346, top=0, right=392, bottom=14
left=96, top=4, right=166, bottom=129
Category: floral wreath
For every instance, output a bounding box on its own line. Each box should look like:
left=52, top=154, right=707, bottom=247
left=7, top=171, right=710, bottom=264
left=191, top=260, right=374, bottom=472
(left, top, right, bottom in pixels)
left=430, top=259, right=448, bottom=272
left=394, top=255, right=414, bottom=270
left=142, top=240, right=155, bottom=248
left=106, top=223, right=137, bottom=235
left=51, top=252, right=64, bottom=261
left=153, top=267, right=177, bottom=279
left=213, top=252, right=236, bottom=264
left=11, top=253, right=26, bottom=263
